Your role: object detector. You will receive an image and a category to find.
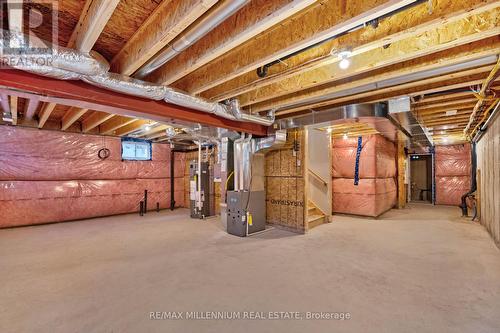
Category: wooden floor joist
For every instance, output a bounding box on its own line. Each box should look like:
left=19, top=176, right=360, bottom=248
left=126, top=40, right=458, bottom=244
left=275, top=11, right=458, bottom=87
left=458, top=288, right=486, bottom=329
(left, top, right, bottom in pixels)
left=82, top=111, right=115, bottom=133
left=9, top=95, right=18, bottom=125
left=147, top=0, right=315, bottom=85
left=100, top=117, right=139, bottom=135
left=253, top=37, right=499, bottom=114
left=38, top=103, right=57, bottom=129
left=203, top=0, right=500, bottom=103
left=168, top=0, right=421, bottom=94
left=111, top=0, right=216, bottom=76
left=238, top=10, right=500, bottom=108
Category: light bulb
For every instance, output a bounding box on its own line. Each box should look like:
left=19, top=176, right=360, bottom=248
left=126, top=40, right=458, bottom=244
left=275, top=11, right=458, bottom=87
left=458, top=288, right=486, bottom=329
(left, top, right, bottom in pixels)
left=144, top=125, right=151, bottom=131
left=339, top=58, right=350, bottom=70
left=326, top=127, right=333, bottom=133
left=343, top=133, right=348, bottom=139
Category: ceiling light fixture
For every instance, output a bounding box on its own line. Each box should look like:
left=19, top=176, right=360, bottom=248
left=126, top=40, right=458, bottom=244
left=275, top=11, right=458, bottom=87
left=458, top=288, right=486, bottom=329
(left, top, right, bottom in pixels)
left=326, top=127, right=333, bottom=133
left=338, top=50, right=352, bottom=70
left=445, top=110, right=457, bottom=116
left=343, top=133, right=348, bottom=139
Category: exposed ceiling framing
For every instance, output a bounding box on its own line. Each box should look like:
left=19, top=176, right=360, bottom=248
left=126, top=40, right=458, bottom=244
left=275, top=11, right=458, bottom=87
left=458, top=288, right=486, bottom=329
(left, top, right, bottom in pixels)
left=0, top=0, right=498, bottom=145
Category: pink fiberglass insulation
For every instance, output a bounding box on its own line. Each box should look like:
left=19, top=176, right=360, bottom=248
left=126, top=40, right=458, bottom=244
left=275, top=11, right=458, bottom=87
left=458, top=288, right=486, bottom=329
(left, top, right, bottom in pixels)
left=331, top=134, right=397, bottom=217
left=435, top=176, right=470, bottom=206
left=435, top=144, right=471, bottom=177
left=0, top=126, right=186, bottom=227
left=332, top=178, right=397, bottom=217
left=435, top=144, right=471, bottom=206
left=332, top=135, right=396, bottom=178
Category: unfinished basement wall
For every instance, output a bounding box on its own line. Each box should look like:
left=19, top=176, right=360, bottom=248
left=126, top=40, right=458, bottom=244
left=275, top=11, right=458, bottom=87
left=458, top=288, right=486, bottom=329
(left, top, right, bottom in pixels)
left=476, top=113, right=500, bottom=247
left=435, top=144, right=471, bottom=206
left=0, top=126, right=184, bottom=228
left=265, top=129, right=305, bottom=233
left=331, top=134, right=397, bottom=217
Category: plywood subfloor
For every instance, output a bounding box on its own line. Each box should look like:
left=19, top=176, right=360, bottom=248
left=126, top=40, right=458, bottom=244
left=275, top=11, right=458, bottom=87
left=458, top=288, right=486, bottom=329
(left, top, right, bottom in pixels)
left=1, top=204, right=499, bottom=333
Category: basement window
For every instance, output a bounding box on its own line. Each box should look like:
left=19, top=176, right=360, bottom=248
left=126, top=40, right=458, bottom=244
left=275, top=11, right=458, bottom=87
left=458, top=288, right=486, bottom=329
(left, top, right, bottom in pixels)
left=121, top=138, right=152, bottom=161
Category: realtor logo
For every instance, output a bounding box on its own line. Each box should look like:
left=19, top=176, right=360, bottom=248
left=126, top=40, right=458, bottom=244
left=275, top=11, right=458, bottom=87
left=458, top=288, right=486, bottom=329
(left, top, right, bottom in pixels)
left=0, top=0, right=58, bottom=56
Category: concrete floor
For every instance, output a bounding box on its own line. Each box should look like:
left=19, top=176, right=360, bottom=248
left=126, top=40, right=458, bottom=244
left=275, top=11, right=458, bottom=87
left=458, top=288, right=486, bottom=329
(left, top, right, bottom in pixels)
left=1, top=203, right=499, bottom=333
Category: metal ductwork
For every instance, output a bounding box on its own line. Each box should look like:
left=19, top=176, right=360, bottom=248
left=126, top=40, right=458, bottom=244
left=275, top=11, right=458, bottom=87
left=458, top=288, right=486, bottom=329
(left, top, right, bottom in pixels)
left=1, top=29, right=274, bottom=127
left=134, top=0, right=250, bottom=78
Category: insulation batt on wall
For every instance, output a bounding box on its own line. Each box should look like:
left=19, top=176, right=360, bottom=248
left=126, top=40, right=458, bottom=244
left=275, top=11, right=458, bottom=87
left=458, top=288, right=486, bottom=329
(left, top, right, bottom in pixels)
left=0, top=126, right=186, bottom=228
left=435, top=144, right=471, bottom=206
left=331, top=134, right=397, bottom=217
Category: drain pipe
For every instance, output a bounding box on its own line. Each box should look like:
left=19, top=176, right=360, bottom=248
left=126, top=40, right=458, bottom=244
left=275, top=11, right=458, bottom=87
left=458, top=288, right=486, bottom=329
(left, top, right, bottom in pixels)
left=460, top=142, right=477, bottom=216
left=135, top=0, right=250, bottom=78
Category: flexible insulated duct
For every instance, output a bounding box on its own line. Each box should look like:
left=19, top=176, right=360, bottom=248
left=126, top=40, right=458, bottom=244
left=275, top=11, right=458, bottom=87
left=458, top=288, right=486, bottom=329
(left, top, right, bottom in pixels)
left=1, top=29, right=274, bottom=127
left=134, top=0, right=250, bottom=78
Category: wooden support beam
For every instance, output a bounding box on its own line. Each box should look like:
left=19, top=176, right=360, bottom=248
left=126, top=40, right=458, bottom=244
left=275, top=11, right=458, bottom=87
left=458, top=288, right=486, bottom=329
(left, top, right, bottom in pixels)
left=254, top=37, right=500, bottom=114
left=82, top=111, right=115, bottom=133
left=111, top=0, right=217, bottom=76
left=67, top=0, right=120, bottom=53
left=38, top=102, right=56, bottom=128
left=0, top=69, right=269, bottom=136
left=200, top=0, right=500, bottom=101
left=61, top=107, right=89, bottom=131
left=396, top=131, right=407, bottom=209
left=100, top=116, right=138, bottom=135
left=10, top=95, right=18, bottom=125
left=419, top=111, right=472, bottom=121
left=413, top=91, right=474, bottom=104
left=167, top=0, right=421, bottom=94
left=24, top=98, right=40, bottom=120
left=141, top=125, right=171, bottom=139
left=237, top=9, right=500, bottom=107
left=277, top=75, right=491, bottom=118
left=412, top=98, right=478, bottom=110
left=413, top=103, right=477, bottom=115
left=148, top=0, right=315, bottom=85
left=115, top=120, right=153, bottom=137
left=0, top=93, right=10, bottom=116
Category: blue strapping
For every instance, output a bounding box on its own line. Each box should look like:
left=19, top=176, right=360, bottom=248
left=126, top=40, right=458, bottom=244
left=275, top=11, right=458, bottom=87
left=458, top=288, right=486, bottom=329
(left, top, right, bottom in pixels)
left=354, top=136, right=362, bottom=186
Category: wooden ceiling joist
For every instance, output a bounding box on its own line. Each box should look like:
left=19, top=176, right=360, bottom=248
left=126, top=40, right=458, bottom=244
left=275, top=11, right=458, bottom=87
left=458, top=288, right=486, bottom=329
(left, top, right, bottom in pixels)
left=9, top=96, right=18, bottom=125
left=67, top=0, right=121, bottom=52
left=100, top=116, right=138, bottom=135
left=82, top=111, right=115, bottom=133
left=237, top=9, right=500, bottom=108
left=111, top=0, right=217, bottom=76
left=168, top=0, right=423, bottom=94
left=253, top=37, right=500, bottom=114
left=24, top=99, right=40, bottom=120
left=147, top=0, right=316, bottom=85
left=38, top=103, right=57, bottom=128
left=114, top=120, right=153, bottom=137
left=413, top=103, right=477, bottom=116
left=409, top=98, right=478, bottom=110
left=412, top=91, right=475, bottom=104
left=276, top=75, right=491, bottom=118
left=204, top=0, right=500, bottom=103
left=61, top=107, right=89, bottom=131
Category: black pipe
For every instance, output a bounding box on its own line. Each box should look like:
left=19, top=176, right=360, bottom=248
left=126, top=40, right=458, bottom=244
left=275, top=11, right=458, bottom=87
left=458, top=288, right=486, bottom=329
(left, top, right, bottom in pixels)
left=139, top=201, right=144, bottom=216
left=460, top=142, right=477, bottom=216
left=255, top=0, right=427, bottom=78
left=144, top=190, right=148, bottom=214
left=170, top=149, right=175, bottom=210
left=157, top=202, right=160, bottom=213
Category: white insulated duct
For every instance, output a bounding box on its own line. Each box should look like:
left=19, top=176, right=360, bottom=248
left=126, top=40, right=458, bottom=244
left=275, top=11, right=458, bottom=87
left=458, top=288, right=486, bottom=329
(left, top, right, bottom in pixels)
left=134, top=0, right=250, bottom=79
left=1, top=29, right=274, bottom=127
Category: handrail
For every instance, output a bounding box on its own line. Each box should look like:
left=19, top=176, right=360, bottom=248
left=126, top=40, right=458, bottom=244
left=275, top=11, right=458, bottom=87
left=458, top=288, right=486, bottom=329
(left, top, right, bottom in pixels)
left=308, top=168, right=328, bottom=187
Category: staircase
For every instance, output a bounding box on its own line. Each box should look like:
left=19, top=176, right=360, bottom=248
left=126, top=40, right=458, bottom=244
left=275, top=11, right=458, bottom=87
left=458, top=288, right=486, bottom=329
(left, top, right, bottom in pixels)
left=307, top=201, right=327, bottom=229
